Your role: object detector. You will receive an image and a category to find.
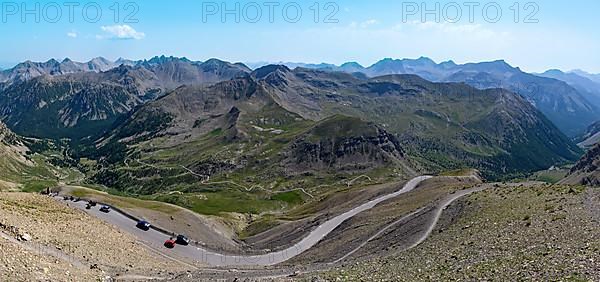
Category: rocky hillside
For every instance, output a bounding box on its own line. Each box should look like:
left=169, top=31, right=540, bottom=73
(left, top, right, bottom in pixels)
left=0, top=121, right=33, bottom=189
left=0, top=121, right=77, bottom=192
left=561, top=143, right=600, bottom=186
left=0, top=57, right=250, bottom=140
left=283, top=115, right=412, bottom=175
left=576, top=120, right=600, bottom=148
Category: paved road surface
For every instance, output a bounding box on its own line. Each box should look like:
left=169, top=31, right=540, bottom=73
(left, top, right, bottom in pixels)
left=59, top=176, right=432, bottom=267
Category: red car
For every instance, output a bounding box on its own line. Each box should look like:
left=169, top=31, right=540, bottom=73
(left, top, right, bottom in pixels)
left=164, top=239, right=176, bottom=249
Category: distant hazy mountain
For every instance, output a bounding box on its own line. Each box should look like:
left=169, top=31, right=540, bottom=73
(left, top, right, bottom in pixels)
left=572, top=69, right=600, bottom=84
left=296, top=58, right=599, bottom=137
left=0, top=56, right=250, bottom=87
left=0, top=57, right=119, bottom=84
left=248, top=61, right=338, bottom=70
left=115, top=57, right=138, bottom=67
left=0, top=57, right=250, bottom=140
left=537, top=69, right=600, bottom=108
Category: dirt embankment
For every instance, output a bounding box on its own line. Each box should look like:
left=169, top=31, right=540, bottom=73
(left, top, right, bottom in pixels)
left=0, top=192, right=191, bottom=281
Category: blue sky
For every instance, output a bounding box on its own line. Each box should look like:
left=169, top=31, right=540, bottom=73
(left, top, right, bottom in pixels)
left=1, top=0, right=599, bottom=73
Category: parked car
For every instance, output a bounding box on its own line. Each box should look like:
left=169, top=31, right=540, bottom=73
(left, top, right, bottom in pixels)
left=88, top=201, right=97, bottom=207
left=164, top=239, right=176, bottom=249
left=136, top=221, right=151, bottom=231
left=99, top=206, right=111, bottom=213
left=176, top=235, right=190, bottom=246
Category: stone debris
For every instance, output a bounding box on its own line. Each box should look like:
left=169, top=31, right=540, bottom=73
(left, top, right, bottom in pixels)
left=19, top=233, right=31, bottom=241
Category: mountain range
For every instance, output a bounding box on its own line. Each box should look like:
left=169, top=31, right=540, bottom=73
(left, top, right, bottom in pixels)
left=0, top=55, right=594, bottom=192
left=0, top=56, right=249, bottom=86
left=3, top=56, right=599, bottom=138
left=76, top=65, right=583, bottom=197
left=0, top=57, right=117, bottom=84
left=0, top=56, right=250, bottom=140
left=272, top=57, right=600, bottom=137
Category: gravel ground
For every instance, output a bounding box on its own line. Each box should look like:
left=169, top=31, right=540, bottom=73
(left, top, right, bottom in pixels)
left=311, top=184, right=600, bottom=281
left=0, top=192, right=191, bottom=280
left=0, top=235, right=100, bottom=282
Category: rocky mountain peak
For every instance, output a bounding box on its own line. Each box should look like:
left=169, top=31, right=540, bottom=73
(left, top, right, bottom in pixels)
left=45, top=58, right=59, bottom=65
left=341, top=62, right=364, bottom=68
left=251, top=65, right=291, bottom=80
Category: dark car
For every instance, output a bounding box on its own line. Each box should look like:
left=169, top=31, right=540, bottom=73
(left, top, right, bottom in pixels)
left=136, top=221, right=151, bottom=231
left=88, top=201, right=97, bottom=207
left=99, top=206, right=111, bottom=213
left=164, top=239, right=176, bottom=249
left=175, top=235, right=190, bottom=246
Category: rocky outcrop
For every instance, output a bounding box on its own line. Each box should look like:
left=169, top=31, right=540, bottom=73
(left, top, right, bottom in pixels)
left=561, top=143, right=600, bottom=186
left=283, top=116, right=406, bottom=174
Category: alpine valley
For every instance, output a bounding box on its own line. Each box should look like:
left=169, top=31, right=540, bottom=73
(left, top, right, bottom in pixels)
left=0, top=57, right=592, bottom=193
left=2, top=56, right=600, bottom=281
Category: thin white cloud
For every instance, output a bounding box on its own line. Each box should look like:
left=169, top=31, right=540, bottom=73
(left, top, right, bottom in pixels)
left=98, top=25, right=145, bottom=40
left=67, top=31, right=77, bottom=38
left=349, top=19, right=380, bottom=29
left=361, top=19, right=379, bottom=28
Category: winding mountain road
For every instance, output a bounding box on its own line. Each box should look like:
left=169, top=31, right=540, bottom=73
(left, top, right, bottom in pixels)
left=62, top=176, right=436, bottom=266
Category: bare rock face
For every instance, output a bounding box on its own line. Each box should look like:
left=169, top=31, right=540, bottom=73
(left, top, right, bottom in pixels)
left=0, top=121, right=18, bottom=145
